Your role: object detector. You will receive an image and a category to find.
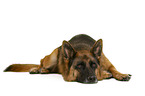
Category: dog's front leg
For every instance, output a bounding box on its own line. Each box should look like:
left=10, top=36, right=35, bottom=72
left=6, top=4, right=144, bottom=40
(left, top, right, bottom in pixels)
left=109, top=65, right=131, bottom=81
left=100, top=53, right=131, bottom=81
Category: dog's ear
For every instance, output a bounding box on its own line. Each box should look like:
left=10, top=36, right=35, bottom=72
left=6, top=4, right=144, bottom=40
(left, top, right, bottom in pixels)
left=62, top=40, right=76, bottom=59
left=91, top=39, right=103, bottom=57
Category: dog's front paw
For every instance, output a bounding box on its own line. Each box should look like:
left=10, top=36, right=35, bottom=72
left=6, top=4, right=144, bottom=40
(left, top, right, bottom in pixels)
left=120, top=74, right=132, bottom=81
left=115, top=74, right=132, bottom=81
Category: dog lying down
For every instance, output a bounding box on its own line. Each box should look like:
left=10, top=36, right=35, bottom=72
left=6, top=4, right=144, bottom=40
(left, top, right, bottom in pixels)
left=4, top=34, right=131, bottom=84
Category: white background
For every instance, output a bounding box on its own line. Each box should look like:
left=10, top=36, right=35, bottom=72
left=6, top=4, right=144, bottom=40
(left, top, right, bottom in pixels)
left=0, top=0, right=145, bottom=96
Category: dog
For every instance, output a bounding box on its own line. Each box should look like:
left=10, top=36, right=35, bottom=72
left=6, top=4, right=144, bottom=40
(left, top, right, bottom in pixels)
left=4, top=34, right=131, bottom=83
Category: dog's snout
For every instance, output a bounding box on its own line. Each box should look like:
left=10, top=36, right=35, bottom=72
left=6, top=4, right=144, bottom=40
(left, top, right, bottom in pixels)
left=87, top=76, right=97, bottom=83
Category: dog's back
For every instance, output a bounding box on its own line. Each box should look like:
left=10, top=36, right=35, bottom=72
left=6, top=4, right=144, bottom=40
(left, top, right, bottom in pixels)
left=69, top=34, right=96, bottom=51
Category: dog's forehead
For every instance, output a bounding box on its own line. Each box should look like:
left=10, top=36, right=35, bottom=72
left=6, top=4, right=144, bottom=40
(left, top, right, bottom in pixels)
left=75, top=52, right=95, bottom=62
left=82, top=55, right=92, bottom=60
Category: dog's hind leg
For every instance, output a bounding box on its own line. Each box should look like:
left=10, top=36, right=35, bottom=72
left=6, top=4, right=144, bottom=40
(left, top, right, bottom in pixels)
left=29, top=48, right=59, bottom=74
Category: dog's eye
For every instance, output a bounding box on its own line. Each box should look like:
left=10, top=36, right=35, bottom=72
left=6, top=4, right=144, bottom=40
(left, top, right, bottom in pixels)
left=77, top=64, right=82, bottom=68
left=92, top=63, right=96, bottom=67
left=90, top=61, right=97, bottom=68
left=76, top=62, right=85, bottom=69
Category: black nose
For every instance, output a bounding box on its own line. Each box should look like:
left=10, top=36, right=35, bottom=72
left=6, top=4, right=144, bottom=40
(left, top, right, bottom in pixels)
left=87, top=76, right=97, bottom=82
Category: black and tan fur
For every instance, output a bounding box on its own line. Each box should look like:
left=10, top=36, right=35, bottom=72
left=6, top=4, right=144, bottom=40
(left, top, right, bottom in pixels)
left=4, top=34, right=131, bottom=83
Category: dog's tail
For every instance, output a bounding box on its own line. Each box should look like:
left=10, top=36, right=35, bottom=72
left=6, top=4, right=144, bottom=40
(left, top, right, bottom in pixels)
left=4, top=64, right=39, bottom=72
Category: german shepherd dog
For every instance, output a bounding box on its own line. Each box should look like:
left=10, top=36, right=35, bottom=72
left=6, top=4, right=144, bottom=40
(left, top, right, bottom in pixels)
left=4, top=34, right=131, bottom=83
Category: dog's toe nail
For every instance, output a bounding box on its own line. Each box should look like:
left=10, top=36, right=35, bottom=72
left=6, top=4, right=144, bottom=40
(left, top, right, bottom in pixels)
left=128, top=74, right=132, bottom=76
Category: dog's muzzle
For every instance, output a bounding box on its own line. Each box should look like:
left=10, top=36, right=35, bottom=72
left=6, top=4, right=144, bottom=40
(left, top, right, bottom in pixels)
left=84, top=76, right=98, bottom=83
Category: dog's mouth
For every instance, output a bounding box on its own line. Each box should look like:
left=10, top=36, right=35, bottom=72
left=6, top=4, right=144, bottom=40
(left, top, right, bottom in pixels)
left=77, top=76, right=98, bottom=84
left=77, top=80, right=98, bottom=84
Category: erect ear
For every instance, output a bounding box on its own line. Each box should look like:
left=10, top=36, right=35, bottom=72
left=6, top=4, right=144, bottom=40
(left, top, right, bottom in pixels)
left=91, top=39, right=103, bottom=57
left=62, top=40, right=76, bottom=59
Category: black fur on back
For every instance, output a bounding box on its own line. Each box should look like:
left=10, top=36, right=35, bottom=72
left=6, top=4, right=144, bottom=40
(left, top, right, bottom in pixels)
left=69, top=34, right=96, bottom=51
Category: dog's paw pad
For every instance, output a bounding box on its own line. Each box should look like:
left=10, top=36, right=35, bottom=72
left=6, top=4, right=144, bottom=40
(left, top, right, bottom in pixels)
left=120, top=74, right=132, bottom=81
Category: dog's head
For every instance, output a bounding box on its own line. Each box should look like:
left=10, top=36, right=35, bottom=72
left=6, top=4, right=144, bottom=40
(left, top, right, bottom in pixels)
left=62, top=39, right=102, bottom=84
